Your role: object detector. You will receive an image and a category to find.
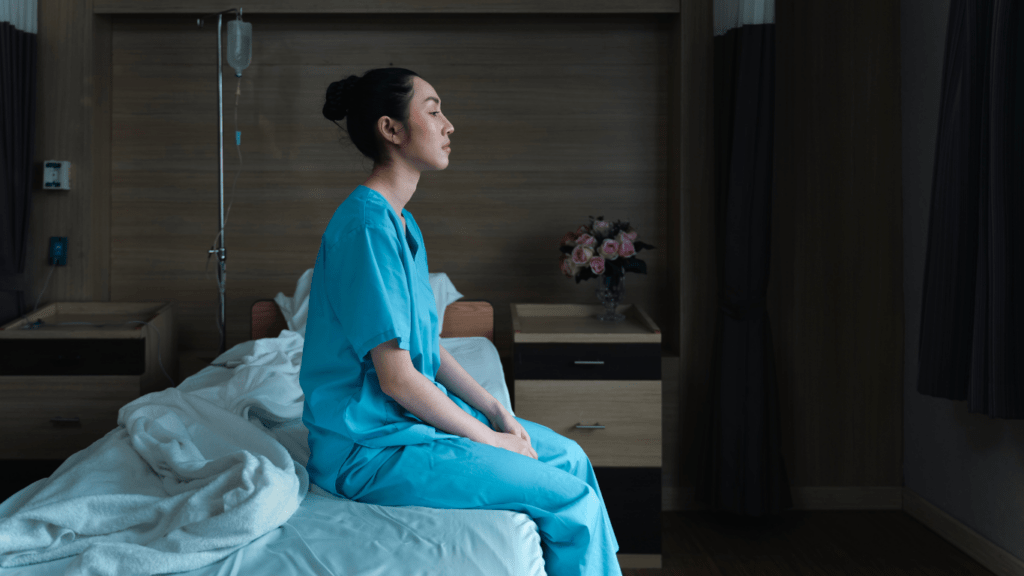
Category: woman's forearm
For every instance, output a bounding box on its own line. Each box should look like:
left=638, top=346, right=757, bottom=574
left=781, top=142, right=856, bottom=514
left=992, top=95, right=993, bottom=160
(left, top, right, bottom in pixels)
left=384, top=369, right=495, bottom=444
left=436, top=345, right=504, bottom=419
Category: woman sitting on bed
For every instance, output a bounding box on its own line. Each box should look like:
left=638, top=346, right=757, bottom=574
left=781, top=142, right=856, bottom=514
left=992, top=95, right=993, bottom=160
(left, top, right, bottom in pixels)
left=301, top=67, right=621, bottom=576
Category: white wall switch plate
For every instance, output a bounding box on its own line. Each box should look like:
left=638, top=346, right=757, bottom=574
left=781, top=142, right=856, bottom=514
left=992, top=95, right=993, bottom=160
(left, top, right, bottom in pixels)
left=43, top=160, right=71, bottom=190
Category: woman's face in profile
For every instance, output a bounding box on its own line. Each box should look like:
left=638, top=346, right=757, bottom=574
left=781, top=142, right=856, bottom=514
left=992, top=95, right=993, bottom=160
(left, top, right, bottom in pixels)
left=401, top=76, right=455, bottom=171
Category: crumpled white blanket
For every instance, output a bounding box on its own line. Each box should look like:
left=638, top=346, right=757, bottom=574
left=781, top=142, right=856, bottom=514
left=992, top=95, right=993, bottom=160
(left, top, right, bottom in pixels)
left=0, top=308, right=312, bottom=576
left=0, top=268, right=468, bottom=576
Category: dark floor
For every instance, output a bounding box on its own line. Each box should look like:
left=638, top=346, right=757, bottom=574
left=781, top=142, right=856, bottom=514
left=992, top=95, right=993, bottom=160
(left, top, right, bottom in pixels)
left=624, top=509, right=998, bottom=576
left=0, top=467, right=1002, bottom=576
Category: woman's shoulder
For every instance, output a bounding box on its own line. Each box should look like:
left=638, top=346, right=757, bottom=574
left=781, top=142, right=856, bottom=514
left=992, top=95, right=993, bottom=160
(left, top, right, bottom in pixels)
left=323, top=187, right=399, bottom=247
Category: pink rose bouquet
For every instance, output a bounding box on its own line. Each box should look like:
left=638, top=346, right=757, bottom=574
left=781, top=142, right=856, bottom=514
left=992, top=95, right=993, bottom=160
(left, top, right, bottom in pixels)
left=558, top=215, right=655, bottom=284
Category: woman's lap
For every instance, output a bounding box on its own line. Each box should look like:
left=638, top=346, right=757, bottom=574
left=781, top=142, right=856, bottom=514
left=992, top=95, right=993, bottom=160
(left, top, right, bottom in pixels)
left=336, top=417, right=591, bottom=508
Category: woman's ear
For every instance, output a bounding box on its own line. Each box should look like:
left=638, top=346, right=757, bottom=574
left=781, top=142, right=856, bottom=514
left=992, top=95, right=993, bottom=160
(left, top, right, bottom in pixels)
left=378, top=117, right=403, bottom=145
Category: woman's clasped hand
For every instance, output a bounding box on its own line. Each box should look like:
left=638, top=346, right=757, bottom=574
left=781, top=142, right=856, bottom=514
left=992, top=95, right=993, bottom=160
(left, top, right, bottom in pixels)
left=486, top=409, right=539, bottom=460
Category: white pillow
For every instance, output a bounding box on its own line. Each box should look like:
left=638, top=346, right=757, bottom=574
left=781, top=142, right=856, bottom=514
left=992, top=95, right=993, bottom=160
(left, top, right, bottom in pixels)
left=272, top=269, right=463, bottom=339
left=274, top=269, right=313, bottom=338
left=428, top=272, right=464, bottom=335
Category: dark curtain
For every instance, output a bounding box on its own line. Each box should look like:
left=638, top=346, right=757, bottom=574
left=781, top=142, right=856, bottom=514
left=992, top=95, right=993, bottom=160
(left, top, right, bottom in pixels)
left=694, top=21, right=793, bottom=517
left=918, top=0, right=1024, bottom=418
left=0, top=12, right=37, bottom=326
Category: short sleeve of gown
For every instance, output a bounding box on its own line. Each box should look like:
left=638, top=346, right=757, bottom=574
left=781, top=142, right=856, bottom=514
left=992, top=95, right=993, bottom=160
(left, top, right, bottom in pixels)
left=323, top=222, right=412, bottom=362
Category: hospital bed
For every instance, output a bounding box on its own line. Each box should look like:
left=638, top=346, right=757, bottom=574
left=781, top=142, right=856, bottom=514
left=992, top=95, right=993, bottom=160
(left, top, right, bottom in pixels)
left=0, top=270, right=547, bottom=576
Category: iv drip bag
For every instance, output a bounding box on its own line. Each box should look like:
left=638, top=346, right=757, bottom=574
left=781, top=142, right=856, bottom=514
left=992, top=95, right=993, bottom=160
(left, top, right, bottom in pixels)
left=226, top=18, right=252, bottom=77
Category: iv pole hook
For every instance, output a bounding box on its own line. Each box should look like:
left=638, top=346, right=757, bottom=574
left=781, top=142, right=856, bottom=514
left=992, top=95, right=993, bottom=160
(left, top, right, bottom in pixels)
left=196, top=7, right=242, bottom=28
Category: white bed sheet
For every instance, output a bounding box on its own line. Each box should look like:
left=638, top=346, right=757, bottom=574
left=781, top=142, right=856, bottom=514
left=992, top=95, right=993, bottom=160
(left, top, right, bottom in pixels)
left=0, top=336, right=545, bottom=576
left=0, top=480, right=543, bottom=576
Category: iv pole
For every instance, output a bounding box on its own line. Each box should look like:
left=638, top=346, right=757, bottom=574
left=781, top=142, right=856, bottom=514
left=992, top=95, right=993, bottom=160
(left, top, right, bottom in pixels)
left=196, top=8, right=241, bottom=355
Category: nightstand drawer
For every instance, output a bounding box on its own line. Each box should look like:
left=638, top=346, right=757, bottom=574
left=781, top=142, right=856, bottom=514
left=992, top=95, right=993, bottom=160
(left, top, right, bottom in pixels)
left=0, top=377, right=139, bottom=459
left=514, top=380, right=660, bottom=467
left=514, top=343, right=660, bottom=381
left=0, top=339, right=146, bottom=375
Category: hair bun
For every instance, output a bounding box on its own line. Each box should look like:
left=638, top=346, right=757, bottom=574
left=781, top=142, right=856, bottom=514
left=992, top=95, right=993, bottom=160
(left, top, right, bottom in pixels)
left=340, top=76, right=360, bottom=94
left=324, top=75, right=360, bottom=121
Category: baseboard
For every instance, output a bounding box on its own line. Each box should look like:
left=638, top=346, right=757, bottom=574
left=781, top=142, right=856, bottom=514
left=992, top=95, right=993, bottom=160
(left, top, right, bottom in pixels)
left=903, top=487, right=1024, bottom=576
left=663, top=485, right=903, bottom=511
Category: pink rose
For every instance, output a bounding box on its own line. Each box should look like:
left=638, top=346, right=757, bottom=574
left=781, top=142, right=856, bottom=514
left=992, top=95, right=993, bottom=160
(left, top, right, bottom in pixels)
left=589, top=256, right=605, bottom=275
left=560, top=255, right=575, bottom=277
left=600, top=238, right=620, bottom=260
left=576, top=233, right=597, bottom=248
left=561, top=231, right=578, bottom=245
left=618, top=239, right=635, bottom=258
left=592, top=220, right=610, bottom=236
left=622, top=228, right=638, bottom=242
left=575, top=225, right=590, bottom=237
left=572, top=245, right=594, bottom=265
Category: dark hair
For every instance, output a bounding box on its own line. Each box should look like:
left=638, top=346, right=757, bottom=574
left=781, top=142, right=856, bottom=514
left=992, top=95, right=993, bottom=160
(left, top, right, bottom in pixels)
left=323, top=67, right=419, bottom=167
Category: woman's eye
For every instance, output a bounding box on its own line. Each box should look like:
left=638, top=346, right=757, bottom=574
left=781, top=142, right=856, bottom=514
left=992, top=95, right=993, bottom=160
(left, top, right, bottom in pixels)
left=431, top=112, right=441, bottom=116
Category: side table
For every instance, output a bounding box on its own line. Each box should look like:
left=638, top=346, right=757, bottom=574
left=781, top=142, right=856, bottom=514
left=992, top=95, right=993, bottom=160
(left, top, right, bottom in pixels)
left=511, top=302, right=662, bottom=569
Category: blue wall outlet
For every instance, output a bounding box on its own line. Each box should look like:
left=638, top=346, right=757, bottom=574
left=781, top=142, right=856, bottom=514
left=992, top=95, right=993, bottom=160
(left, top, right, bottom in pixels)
left=49, top=237, right=67, bottom=266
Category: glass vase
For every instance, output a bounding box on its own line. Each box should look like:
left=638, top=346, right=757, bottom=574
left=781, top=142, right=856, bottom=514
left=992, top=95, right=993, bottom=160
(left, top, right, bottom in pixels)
left=595, top=273, right=626, bottom=322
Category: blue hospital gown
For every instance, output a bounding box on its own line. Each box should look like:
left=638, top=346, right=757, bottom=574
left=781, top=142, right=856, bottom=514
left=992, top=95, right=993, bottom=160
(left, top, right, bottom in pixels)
left=300, top=185, right=476, bottom=486
left=299, top=185, right=622, bottom=576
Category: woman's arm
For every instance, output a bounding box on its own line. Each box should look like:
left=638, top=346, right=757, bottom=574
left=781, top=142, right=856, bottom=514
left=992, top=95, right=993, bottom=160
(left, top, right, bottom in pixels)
left=372, top=339, right=495, bottom=444
left=436, top=344, right=537, bottom=460
left=436, top=344, right=506, bottom=420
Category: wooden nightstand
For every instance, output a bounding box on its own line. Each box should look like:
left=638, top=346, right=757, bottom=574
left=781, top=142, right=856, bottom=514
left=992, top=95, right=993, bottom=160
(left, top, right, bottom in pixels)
left=510, top=302, right=662, bottom=570
left=0, top=302, right=178, bottom=460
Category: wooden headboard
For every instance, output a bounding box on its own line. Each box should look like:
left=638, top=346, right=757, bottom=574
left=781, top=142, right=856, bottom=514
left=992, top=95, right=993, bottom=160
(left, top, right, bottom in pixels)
left=251, top=299, right=494, bottom=343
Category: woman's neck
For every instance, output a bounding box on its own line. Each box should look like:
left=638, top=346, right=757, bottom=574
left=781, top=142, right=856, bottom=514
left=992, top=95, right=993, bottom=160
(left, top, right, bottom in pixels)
left=364, top=164, right=419, bottom=214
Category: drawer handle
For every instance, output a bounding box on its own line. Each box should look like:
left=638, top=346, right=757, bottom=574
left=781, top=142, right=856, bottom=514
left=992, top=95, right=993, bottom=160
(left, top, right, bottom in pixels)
left=50, top=417, right=81, bottom=427
left=574, top=360, right=605, bottom=365
left=575, top=423, right=606, bottom=429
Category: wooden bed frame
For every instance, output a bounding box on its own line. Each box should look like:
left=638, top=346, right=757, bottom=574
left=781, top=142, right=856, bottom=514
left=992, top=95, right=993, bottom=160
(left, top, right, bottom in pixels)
left=250, top=299, right=494, bottom=343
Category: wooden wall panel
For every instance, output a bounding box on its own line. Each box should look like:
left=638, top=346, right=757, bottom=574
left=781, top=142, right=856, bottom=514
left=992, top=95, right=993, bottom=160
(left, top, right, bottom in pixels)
left=94, top=0, right=679, bottom=14
left=771, top=0, right=904, bottom=487
left=109, top=14, right=675, bottom=361
left=29, top=1, right=111, bottom=308
left=672, top=0, right=717, bottom=496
